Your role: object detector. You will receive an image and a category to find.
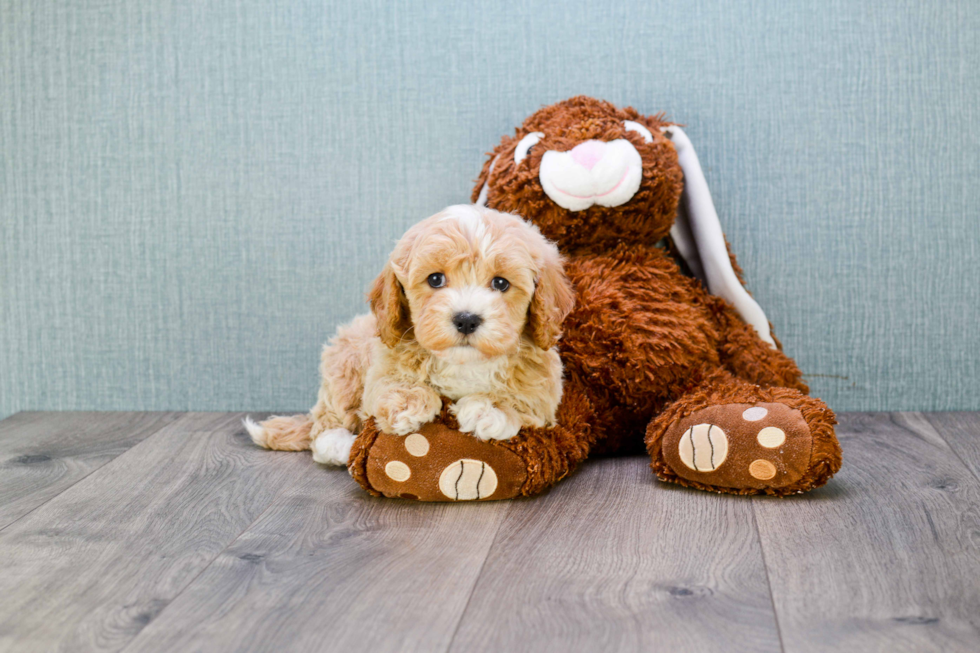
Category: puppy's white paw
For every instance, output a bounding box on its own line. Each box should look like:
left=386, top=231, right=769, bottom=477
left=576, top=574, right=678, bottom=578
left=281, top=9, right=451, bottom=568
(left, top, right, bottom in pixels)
left=389, top=410, right=432, bottom=436
left=452, top=396, right=521, bottom=441
left=376, top=387, right=441, bottom=436
left=311, top=428, right=356, bottom=466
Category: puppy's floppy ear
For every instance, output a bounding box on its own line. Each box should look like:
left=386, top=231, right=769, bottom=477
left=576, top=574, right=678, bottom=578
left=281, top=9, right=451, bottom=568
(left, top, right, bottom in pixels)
left=368, top=263, right=412, bottom=348
left=526, top=242, right=576, bottom=349
left=664, top=126, right=776, bottom=349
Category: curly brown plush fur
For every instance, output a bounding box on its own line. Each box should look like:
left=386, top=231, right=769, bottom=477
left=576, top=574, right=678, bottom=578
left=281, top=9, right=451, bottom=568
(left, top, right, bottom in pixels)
left=350, top=96, right=841, bottom=499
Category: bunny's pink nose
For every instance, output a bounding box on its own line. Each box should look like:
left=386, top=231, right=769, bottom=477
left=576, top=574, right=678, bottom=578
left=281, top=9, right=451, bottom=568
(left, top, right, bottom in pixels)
left=569, top=140, right=606, bottom=171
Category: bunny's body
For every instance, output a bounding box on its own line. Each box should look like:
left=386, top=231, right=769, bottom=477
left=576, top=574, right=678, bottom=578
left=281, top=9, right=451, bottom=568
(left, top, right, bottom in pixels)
left=350, top=97, right=841, bottom=499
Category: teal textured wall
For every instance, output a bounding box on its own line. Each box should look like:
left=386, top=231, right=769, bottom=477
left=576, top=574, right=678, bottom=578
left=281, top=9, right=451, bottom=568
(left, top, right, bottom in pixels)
left=2, top=0, right=978, bottom=419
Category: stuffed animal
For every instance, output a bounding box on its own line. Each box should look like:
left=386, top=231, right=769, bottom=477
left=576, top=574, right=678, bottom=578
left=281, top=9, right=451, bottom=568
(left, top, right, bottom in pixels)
left=349, top=96, right=841, bottom=499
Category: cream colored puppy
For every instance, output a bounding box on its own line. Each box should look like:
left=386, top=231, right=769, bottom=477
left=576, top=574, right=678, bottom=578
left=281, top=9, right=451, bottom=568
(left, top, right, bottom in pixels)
left=246, top=204, right=575, bottom=466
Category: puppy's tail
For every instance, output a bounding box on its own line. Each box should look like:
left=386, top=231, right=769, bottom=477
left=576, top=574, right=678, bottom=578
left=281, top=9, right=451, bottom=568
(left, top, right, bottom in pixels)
left=244, top=414, right=313, bottom=451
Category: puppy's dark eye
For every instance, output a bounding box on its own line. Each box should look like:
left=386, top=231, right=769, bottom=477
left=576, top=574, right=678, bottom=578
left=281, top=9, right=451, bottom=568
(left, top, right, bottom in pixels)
left=427, top=273, right=446, bottom=288
left=491, top=277, right=510, bottom=292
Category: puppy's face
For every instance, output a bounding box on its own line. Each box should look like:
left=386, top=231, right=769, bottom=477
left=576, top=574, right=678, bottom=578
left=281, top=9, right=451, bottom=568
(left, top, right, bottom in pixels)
left=370, top=205, right=574, bottom=360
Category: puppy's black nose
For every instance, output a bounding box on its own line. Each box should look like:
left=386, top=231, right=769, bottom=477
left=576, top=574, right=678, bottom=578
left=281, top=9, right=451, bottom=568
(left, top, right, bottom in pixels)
left=452, top=312, right=483, bottom=335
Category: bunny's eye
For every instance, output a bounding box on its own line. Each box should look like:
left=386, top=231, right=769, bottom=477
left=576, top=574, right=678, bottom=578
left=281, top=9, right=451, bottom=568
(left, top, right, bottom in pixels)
left=515, top=132, right=544, bottom=164
left=623, top=120, right=653, bottom=144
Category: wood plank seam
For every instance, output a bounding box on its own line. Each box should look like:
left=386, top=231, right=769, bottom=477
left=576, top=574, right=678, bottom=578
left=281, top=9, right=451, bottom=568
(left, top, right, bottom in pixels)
left=114, top=475, right=298, bottom=653
left=751, top=500, right=787, bottom=653
left=444, top=507, right=510, bottom=653
left=446, top=457, right=783, bottom=652
left=0, top=413, right=178, bottom=536
left=915, top=413, right=980, bottom=488
left=0, top=412, right=316, bottom=652
left=120, top=469, right=513, bottom=652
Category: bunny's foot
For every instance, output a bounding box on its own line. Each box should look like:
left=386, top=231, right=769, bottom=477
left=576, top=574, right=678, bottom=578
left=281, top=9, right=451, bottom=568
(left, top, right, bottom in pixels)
left=646, top=379, right=841, bottom=496
left=348, top=391, right=596, bottom=501
left=350, top=419, right=527, bottom=501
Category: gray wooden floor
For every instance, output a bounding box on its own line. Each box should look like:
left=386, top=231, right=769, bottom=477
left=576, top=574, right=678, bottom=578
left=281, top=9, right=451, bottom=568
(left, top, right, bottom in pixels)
left=0, top=412, right=978, bottom=652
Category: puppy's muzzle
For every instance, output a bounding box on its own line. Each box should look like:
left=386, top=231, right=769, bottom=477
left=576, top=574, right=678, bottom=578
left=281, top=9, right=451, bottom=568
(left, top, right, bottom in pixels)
left=452, top=312, right=483, bottom=335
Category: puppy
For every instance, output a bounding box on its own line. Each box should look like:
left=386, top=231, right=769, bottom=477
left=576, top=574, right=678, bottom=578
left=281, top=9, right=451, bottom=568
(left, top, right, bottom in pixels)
left=246, top=204, right=575, bottom=466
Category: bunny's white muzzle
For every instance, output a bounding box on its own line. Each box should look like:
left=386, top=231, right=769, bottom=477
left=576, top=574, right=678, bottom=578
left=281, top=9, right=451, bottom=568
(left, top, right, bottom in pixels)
left=538, top=139, right=643, bottom=212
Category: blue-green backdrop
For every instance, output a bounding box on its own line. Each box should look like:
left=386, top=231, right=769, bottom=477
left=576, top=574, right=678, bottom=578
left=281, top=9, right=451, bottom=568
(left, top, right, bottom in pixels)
left=2, top=0, right=978, bottom=419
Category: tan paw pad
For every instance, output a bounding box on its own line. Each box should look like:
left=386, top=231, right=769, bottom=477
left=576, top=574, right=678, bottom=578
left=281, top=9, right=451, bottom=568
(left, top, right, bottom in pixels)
left=661, top=402, right=812, bottom=490
left=678, top=424, right=728, bottom=472
left=749, top=459, right=777, bottom=480
left=404, top=433, right=429, bottom=457
left=756, top=427, right=785, bottom=448
left=439, top=459, right=498, bottom=501
left=384, top=460, right=411, bottom=482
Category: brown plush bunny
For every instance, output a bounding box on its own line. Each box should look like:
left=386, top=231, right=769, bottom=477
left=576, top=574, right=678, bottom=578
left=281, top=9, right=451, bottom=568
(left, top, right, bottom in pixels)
left=350, top=96, right=841, bottom=499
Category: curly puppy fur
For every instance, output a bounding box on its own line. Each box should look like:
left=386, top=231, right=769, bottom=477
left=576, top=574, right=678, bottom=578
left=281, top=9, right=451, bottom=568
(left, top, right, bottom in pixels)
left=246, top=205, right=574, bottom=464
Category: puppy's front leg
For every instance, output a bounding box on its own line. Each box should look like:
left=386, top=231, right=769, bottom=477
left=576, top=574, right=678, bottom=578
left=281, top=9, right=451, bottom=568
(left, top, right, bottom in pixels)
left=452, top=395, right=522, bottom=441
left=370, top=384, right=442, bottom=436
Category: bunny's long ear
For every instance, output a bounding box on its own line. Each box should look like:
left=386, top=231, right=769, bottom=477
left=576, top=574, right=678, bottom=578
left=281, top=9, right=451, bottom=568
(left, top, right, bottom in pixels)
left=665, top=126, right=776, bottom=348
left=474, top=156, right=497, bottom=207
